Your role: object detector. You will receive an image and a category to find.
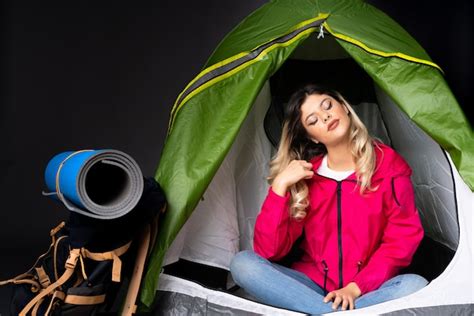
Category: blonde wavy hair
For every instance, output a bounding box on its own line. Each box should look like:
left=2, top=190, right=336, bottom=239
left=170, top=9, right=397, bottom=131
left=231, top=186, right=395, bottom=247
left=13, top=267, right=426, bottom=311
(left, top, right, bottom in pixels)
left=268, top=84, right=378, bottom=220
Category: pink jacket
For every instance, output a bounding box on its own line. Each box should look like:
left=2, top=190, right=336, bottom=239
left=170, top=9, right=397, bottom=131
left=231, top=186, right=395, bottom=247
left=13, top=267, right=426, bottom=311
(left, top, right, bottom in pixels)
left=254, top=143, right=423, bottom=294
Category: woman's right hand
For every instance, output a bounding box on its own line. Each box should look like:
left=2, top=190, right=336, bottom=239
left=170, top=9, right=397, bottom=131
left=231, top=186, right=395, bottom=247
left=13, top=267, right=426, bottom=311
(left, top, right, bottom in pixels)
left=272, top=160, right=314, bottom=196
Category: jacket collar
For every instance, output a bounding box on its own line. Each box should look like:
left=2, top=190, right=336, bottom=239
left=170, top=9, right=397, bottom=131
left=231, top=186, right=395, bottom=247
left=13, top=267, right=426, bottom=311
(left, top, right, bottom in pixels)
left=309, top=142, right=411, bottom=182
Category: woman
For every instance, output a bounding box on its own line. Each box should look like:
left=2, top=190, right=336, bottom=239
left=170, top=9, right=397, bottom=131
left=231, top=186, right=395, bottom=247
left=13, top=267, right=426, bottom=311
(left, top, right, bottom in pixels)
left=230, top=84, right=427, bottom=314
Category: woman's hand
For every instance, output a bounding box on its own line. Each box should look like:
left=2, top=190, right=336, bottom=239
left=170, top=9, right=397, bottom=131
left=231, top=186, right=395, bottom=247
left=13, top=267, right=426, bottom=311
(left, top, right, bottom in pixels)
left=272, top=160, right=314, bottom=196
left=323, top=282, right=361, bottom=311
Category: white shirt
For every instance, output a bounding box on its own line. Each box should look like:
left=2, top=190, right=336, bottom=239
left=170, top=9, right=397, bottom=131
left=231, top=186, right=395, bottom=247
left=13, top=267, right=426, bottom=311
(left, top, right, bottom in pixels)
left=316, top=155, right=354, bottom=181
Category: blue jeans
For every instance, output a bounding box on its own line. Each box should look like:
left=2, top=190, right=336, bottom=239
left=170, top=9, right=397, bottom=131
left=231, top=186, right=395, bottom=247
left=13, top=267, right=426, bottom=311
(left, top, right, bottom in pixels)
left=230, top=250, right=428, bottom=315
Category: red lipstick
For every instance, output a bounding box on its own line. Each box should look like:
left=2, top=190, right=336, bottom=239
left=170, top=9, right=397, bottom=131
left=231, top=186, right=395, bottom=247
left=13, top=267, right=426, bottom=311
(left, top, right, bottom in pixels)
left=327, top=119, right=339, bottom=131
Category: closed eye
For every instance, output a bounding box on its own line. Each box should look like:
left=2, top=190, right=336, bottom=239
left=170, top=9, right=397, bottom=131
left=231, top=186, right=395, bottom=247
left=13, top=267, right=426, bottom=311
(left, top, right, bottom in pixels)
left=322, top=100, right=332, bottom=110
left=308, top=117, right=318, bottom=125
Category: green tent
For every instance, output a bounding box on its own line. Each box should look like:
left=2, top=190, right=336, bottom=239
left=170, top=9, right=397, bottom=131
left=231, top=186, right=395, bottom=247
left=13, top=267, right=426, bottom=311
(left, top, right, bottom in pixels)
left=140, top=0, right=473, bottom=312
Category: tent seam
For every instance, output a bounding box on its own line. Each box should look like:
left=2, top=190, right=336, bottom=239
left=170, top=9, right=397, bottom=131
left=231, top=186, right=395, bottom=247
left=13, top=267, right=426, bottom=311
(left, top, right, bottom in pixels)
left=322, top=22, right=444, bottom=73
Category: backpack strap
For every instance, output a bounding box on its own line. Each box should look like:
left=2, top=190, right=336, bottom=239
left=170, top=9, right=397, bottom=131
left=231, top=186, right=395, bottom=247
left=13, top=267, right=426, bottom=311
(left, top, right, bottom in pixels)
left=42, top=290, right=66, bottom=316
left=64, top=293, right=106, bottom=305
left=31, top=296, right=45, bottom=316
left=53, top=235, right=68, bottom=280
left=0, top=275, right=41, bottom=293
left=34, top=266, right=51, bottom=288
left=81, top=241, right=132, bottom=282
left=121, top=223, right=152, bottom=316
left=20, top=248, right=81, bottom=316
left=0, top=221, right=67, bottom=291
left=121, top=206, right=165, bottom=315
left=50, top=221, right=66, bottom=241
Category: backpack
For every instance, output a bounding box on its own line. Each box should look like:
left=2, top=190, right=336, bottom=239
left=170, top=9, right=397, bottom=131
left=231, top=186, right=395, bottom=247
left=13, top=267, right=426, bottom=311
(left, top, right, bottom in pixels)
left=1, top=177, right=166, bottom=316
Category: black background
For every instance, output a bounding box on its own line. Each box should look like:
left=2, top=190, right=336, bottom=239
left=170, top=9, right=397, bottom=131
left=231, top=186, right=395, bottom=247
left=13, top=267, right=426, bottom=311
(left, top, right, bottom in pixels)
left=1, top=0, right=471, bottom=312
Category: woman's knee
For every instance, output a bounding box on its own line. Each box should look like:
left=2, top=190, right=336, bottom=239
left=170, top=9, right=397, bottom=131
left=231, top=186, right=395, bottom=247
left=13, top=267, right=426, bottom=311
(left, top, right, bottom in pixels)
left=230, top=250, right=265, bottom=285
left=389, top=274, right=428, bottom=295
left=402, top=274, right=428, bottom=291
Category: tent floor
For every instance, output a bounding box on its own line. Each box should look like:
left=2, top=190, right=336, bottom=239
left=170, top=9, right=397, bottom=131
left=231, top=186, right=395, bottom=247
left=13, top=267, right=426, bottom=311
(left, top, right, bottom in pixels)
left=163, top=236, right=455, bottom=294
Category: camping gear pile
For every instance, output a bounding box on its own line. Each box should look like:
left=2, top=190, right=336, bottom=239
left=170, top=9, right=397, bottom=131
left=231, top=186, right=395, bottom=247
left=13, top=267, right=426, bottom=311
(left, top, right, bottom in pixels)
left=1, top=149, right=166, bottom=316
left=141, top=0, right=473, bottom=315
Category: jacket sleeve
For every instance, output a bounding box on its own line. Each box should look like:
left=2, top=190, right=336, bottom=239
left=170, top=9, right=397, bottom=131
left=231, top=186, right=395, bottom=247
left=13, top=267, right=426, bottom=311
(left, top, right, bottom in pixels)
left=253, top=187, right=305, bottom=261
left=352, top=176, right=424, bottom=294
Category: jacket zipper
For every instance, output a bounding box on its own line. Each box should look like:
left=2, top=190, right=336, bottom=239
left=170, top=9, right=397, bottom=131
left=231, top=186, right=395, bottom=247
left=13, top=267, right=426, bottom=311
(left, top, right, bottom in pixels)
left=336, top=181, right=343, bottom=289
left=314, top=174, right=356, bottom=289
left=321, top=259, right=329, bottom=295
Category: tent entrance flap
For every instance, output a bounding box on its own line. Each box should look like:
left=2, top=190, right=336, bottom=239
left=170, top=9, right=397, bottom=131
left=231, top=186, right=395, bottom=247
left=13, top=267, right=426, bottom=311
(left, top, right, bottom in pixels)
left=162, top=82, right=273, bottom=271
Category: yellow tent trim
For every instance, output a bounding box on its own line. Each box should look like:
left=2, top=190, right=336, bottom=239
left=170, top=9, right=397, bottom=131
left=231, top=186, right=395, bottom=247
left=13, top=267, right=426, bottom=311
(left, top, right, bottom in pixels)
left=168, top=50, right=250, bottom=122
left=168, top=13, right=330, bottom=132
left=322, top=22, right=443, bottom=72
left=168, top=26, right=321, bottom=133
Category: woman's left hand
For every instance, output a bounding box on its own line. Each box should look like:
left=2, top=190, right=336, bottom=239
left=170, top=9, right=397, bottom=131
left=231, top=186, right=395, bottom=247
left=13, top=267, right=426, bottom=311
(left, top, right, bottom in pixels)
left=323, top=282, right=361, bottom=311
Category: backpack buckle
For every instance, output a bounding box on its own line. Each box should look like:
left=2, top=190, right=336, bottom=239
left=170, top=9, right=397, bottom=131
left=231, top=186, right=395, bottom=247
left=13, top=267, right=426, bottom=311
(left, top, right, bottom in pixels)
left=65, top=249, right=81, bottom=270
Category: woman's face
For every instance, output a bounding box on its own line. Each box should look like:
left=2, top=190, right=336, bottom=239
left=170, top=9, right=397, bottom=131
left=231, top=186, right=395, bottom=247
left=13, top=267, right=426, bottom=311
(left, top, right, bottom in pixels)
left=299, top=93, right=351, bottom=147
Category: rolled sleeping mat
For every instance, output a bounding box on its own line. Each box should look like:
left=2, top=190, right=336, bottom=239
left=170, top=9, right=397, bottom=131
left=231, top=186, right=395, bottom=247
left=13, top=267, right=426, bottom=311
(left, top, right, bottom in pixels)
left=43, top=149, right=144, bottom=220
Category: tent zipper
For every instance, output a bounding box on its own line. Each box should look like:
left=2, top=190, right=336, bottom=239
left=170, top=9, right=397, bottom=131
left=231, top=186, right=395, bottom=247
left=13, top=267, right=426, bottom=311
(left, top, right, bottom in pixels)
left=317, top=24, right=325, bottom=39
left=168, top=14, right=329, bottom=133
